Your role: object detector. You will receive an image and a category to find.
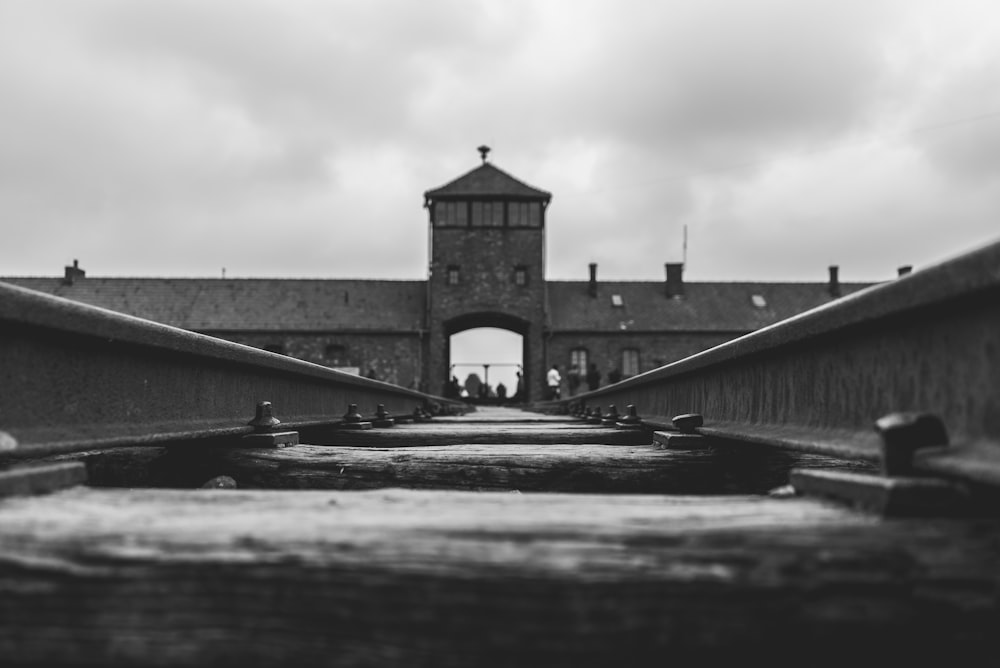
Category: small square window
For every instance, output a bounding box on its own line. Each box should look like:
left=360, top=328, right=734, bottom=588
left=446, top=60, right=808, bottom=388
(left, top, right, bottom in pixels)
left=514, top=265, right=527, bottom=286
left=751, top=294, right=767, bottom=308
left=611, top=294, right=624, bottom=307
left=447, top=265, right=460, bottom=285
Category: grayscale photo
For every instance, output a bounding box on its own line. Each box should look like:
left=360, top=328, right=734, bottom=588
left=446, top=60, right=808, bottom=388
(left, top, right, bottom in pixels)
left=1, top=1, right=998, bottom=665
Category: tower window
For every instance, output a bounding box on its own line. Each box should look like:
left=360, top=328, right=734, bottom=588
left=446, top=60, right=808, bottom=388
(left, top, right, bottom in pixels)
left=622, top=348, right=640, bottom=377
left=514, top=265, right=528, bottom=286
left=471, top=201, right=503, bottom=227
left=435, top=201, right=468, bottom=227
left=528, top=202, right=541, bottom=227
left=509, top=201, right=542, bottom=227
left=447, top=265, right=460, bottom=285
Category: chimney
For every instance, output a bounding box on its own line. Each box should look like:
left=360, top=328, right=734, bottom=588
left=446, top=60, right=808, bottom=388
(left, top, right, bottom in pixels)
left=828, top=265, right=840, bottom=297
left=63, top=259, right=85, bottom=286
left=588, top=263, right=597, bottom=297
left=897, top=265, right=912, bottom=277
left=665, top=262, right=684, bottom=298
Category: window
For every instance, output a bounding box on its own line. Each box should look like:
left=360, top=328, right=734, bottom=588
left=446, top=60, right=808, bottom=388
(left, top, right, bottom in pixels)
left=435, top=201, right=467, bottom=227
left=528, top=202, right=541, bottom=227
left=514, top=265, right=527, bottom=286
left=325, top=344, right=346, bottom=364
left=471, top=201, right=503, bottom=227
left=509, top=202, right=528, bottom=227
left=611, top=294, right=623, bottom=307
left=447, top=265, right=460, bottom=285
left=622, top=348, right=639, bottom=377
left=569, top=348, right=588, bottom=395
left=751, top=294, right=767, bottom=308
left=263, top=343, right=285, bottom=355
left=509, top=201, right=541, bottom=227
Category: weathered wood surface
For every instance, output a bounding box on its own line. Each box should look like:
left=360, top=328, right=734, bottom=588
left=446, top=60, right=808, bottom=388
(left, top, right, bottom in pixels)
left=147, top=442, right=876, bottom=493
left=423, top=410, right=574, bottom=424
left=298, top=421, right=651, bottom=446
left=0, top=487, right=996, bottom=665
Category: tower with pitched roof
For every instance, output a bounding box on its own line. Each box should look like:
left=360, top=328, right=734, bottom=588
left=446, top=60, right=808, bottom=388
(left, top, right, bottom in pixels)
left=423, top=146, right=552, bottom=400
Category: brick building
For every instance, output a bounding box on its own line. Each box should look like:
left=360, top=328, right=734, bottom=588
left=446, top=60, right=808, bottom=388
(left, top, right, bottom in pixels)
left=3, top=149, right=877, bottom=401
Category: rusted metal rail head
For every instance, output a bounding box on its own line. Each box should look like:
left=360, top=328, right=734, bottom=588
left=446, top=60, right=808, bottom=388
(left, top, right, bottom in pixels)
left=557, top=237, right=1000, bottom=491
left=0, top=282, right=464, bottom=460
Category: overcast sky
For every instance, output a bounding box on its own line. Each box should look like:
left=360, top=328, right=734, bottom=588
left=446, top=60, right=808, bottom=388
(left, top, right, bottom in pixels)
left=2, top=0, right=999, bottom=285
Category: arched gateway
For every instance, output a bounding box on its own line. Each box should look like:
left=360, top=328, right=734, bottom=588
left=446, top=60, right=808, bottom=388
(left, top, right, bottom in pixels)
left=423, top=147, right=551, bottom=401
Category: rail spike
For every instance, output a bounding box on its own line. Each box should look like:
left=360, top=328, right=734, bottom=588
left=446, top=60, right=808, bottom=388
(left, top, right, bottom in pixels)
left=248, top=401, right=281, bottom=433
left=600, top=405, right=620, bottom=426
left=340, top=403, right=373, bottom=431
left=874, top=412, right=949, bottom=476
left=672, top=413, right=704, bottom=434
left=373, top=404, right=396, bottom=428
left=616, top=404, right=643, bottom=430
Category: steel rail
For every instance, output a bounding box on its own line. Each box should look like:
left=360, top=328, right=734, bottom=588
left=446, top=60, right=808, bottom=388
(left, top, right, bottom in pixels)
left=557, top=237, right=1000, bottom=487
left=0, top=282, right=464, bottom=459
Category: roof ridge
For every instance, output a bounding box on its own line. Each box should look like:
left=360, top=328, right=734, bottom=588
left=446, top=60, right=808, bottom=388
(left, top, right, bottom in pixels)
left=423, top=162, right=551, bottom=199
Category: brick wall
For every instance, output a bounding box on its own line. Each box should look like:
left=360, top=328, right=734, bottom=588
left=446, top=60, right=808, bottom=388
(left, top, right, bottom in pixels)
left=206, top=331, right=424, bottom=389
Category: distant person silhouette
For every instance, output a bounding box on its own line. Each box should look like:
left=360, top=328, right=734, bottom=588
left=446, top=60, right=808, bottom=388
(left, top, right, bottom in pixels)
left=464, top=373, right=482, bottom=399
left=546, top=365, right=562, bottom=400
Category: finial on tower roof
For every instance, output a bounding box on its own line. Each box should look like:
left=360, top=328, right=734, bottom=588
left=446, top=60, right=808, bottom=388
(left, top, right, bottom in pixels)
left=477, top=145, right=491, bottom=163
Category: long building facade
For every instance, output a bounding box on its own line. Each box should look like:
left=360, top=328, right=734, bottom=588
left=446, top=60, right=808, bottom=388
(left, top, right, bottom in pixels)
left=3, top=150, right=878, bottom=401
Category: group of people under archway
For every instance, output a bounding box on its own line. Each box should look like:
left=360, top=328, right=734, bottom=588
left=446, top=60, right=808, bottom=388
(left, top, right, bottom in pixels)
left=446, top=371, right=525, bottom=404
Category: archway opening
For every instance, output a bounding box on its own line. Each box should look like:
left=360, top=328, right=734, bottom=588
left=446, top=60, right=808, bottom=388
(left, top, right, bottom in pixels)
left=448, top=327, right=524, bottom=404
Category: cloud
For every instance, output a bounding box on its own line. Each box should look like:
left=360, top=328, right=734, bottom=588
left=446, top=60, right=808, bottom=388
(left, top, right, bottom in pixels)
left=0, top=0, right=998, bottom=282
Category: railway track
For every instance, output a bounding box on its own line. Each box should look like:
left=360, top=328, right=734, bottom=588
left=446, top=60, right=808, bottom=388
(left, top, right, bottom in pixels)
left=2, top=237, right=1000, bottom=665
left=1, top=404, right=997, bottom=665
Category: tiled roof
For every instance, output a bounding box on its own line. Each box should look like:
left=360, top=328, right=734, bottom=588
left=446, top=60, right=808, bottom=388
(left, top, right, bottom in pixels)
left=1, top=278, right=427, bottom=332
left=547, top=280, right=879, bottom=332
left=2, top=276, right=879, bottom=334
left=424, top=163, right=552, bottom=200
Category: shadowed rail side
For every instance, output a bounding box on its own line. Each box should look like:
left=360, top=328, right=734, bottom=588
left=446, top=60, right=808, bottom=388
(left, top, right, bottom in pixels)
left=0, top=281, right=465, bottom=458
left=547, top=237, right=1000, bottom=487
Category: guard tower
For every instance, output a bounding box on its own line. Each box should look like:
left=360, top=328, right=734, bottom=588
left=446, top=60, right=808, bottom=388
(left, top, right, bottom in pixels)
left=423, top=146, right=552, bottom=400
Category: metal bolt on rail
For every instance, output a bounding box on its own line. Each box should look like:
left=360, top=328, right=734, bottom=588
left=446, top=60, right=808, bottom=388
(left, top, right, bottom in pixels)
left=672, top=413, right=704, bottom=434
left=874, top=412, right=949, bottom=476
left=600, top=405, right=620, bottom=426
left=248, top=401, right=281, bottom=432
left=616, top=405, right=643, bottom=430
left=373, top=404, right=395, bottom=428
left=242, top=401, right=299, bottom=447
left=587, top=407, right=603, bottom=424
left=341, top=404, right=373, bottom=431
